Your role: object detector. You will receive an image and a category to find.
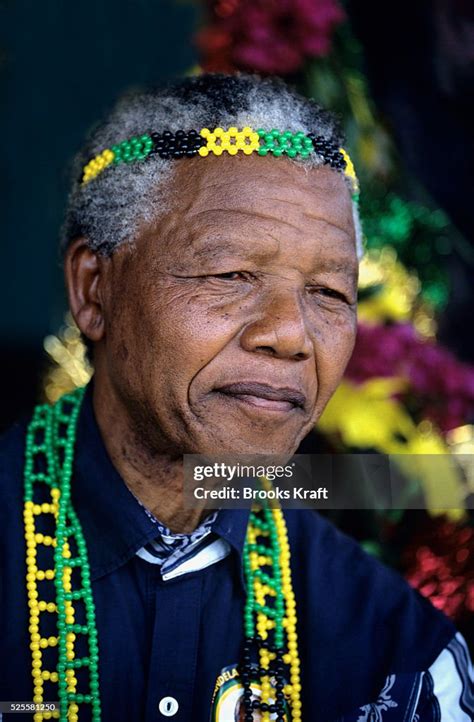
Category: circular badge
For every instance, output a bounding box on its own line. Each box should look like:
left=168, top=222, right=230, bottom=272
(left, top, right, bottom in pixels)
left=210, top=664, right=290, bottom=721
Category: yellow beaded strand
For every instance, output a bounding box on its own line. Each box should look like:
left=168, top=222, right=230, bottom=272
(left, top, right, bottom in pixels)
left=339, top=147, right=359, bottom=193
left=244, top=486, right=302, bottom=721
left=82, top=149, right=115, bottom=184
left=25, top=488, right=63, bottom=721
left=24, top=487, right=81, bottom=722
left=272, top=506, right=302, bottom=722
left=198, top=126, right=260, bottom=157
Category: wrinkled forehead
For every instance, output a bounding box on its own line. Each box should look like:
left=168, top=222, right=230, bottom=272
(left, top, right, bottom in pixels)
left=170, top=152, right=352, bottom=213
left=150, top=153, right=357, bottom=264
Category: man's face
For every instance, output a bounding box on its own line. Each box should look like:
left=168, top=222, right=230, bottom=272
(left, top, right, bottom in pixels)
left=97, top=154, right=358, bottom=456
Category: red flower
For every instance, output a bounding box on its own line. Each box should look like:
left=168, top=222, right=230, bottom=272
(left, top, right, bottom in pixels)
left=403, top=518, right=474, bottom=622
left=196, top=0, right=345, bottom=75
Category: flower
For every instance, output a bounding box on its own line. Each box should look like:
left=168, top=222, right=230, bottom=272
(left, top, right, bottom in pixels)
left=403, top=518, right=474, bottom=622
left=346, top=323, right=474, bottom=432
left=196, top=0, right=345, bottom=75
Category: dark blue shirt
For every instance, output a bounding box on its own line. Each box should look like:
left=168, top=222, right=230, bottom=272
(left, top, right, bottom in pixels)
left=1, top=388, right=472, bottom=721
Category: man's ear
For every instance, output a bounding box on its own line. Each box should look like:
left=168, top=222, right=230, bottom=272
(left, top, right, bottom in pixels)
left=64, top=238, right=107, bottom=343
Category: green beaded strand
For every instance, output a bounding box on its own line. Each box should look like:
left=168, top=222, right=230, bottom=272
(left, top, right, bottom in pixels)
left=23, top=388, right=102, bottom=722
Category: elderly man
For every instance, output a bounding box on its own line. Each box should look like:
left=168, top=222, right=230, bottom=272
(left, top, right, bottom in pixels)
left=0, top=74, right=472, bottom=722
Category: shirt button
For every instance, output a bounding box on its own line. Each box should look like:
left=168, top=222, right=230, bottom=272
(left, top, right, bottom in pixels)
left=158, top=696, right=179, bottom=717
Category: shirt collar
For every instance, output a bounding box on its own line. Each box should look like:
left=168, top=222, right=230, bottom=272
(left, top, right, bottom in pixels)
left=72, top=384, right=250, bottom=584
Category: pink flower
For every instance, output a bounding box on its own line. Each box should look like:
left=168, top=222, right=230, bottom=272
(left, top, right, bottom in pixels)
left=346, top=323, right=474, bottom=432
left=196, top=0, right=345, bottom=74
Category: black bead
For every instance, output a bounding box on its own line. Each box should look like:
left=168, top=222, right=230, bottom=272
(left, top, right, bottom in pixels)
left=175, top=130, right=185, bottom=138
left=162, top=131, right=173, bottom=139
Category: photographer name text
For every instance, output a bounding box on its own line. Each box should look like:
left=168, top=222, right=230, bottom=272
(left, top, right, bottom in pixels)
left=193, top=486, right=329, bottom=501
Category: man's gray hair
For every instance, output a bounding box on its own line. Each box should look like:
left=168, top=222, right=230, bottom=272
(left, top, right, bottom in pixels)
left=62, top=73, right=363, bottom=258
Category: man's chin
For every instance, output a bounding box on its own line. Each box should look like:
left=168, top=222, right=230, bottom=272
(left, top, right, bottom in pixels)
left=195, top=429, right=301, bottom=459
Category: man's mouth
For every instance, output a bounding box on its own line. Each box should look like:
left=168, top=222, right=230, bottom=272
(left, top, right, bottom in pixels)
left=215, top=381, right=306, bottom=413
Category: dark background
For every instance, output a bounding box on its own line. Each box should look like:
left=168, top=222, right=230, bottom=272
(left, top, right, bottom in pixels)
left=0, top=0, right=198, bottom=428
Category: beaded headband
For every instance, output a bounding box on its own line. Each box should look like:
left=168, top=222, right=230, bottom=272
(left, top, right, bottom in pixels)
left=82, top=126, right=359, bottom=198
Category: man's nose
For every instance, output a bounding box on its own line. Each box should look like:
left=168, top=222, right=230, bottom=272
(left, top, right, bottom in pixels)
left=239, top=288, right=313, bottom=361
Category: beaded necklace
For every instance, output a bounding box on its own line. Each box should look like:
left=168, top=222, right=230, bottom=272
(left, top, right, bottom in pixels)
left=23, top=388, right=301, bottom=721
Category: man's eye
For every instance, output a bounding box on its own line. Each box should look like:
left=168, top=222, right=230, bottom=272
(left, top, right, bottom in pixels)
left=308, top=286, right=349, bottom=303
left=211, top=272, right=245, bottom=280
